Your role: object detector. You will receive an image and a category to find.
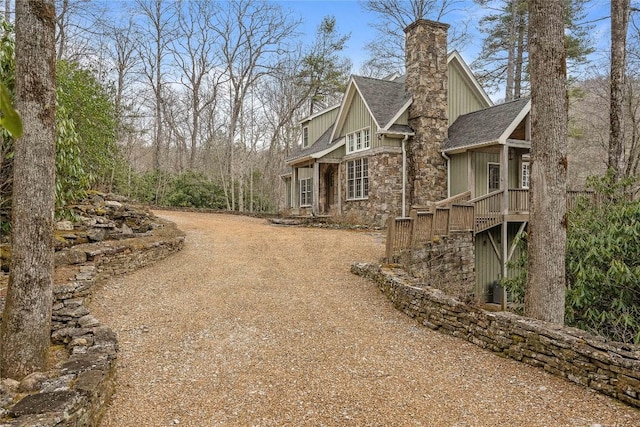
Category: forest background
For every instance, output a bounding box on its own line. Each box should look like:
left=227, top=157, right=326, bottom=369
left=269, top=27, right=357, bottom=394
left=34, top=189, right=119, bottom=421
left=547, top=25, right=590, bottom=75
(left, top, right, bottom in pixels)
left=0, top=0, right=634, bottom=221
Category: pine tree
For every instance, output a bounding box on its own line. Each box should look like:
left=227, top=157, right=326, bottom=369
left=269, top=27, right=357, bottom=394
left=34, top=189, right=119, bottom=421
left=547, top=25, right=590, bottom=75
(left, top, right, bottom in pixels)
left=472, top=0, right=592, bottom=100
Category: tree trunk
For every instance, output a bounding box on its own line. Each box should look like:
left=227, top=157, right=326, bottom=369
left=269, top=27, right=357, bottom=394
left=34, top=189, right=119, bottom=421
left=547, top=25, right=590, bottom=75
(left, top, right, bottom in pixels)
left=504, top=0, right=518, bottom=101
left=525, top=0, right=568, bottom=324
left=609, top=0, right=630, bottom=180
left=0, top=0, right=57, bottom=379
left=514, top=6, right=526, bottom=99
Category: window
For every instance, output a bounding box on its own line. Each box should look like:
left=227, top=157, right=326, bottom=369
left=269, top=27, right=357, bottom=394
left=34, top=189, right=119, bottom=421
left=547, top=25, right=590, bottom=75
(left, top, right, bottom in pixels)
left=347, top=158, right=369, bottom=200
left=346, top=128, right=371, bottom=154
left=302, top=126, right=309, bottom=148
left=521, top=161, right=530, bottom=189
left=300, top=177, right=312, bottom=207
left=347, top=133, right=355, bottom=152
left=488, top=163, right=500, bottom=192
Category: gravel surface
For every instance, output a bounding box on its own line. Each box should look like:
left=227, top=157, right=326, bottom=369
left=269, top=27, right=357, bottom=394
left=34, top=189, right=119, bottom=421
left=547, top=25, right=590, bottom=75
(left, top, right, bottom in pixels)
left=90, top=211, right=640, bottom=427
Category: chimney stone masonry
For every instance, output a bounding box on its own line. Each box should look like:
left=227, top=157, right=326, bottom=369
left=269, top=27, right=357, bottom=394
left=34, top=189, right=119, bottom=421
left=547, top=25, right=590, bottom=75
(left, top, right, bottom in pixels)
left=404, top=19, right=449, bottom=207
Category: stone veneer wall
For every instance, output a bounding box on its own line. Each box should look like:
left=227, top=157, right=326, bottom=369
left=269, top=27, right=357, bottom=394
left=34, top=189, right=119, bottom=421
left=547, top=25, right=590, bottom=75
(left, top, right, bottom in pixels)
left=0, top=219, right=185, bottom=426
left=401, top=231, right=475, bottom=302
left=351, top=263, right=640, bottom=409
left=340, top=150, right=403, bottom=227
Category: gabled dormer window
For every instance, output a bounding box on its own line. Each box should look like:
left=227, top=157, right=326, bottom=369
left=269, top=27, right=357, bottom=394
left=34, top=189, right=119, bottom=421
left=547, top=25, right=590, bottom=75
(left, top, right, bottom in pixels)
left=302, top=126, right=309, bottom=148
left=346, top=128, right=370, bottom=154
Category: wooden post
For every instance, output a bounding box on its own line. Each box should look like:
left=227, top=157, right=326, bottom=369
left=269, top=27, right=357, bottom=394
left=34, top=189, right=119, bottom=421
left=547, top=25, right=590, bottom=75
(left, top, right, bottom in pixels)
left=501, top=144, right=509, bottom=311
left=385, top=216, right=396, bottom=263
left=409, top=208, right=418, bottom=247
left=313, top=162, right=320, bottom=215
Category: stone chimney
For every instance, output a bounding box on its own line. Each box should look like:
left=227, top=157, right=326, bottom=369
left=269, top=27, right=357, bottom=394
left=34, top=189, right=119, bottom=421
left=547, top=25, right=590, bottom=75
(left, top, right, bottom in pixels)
left=404, top=19, right=449, bottom=206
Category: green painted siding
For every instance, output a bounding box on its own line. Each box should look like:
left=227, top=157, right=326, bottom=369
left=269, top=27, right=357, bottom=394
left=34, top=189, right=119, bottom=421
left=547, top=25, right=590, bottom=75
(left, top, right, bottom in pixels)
left=321, top=145, right=346, bottom=161
left=475, top=223, right=526, bottom=301
left=450, top=153, right=468, bottom=196
left=297, top=167, right=313, bottom=179
left=304, top=107, right=339, bottom=147
left=449, top=61, right=487, bottom=125
left=395, top=110, right=408, bottom=125
left=474, top=151, right=499, bottom=196
left=509, top=156, right=520, bottom=188
left=341, top=94, right=378, bottom=147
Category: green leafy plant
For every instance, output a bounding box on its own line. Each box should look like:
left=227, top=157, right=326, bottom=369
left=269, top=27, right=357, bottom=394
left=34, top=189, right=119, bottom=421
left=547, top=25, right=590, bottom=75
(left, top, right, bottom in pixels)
left=55, top=98, right=90, bottom=215
left=498, top=173, right=640, bottom=344
left=499, top=231, right=527, bottom=315
left=566, top=173, right=640, bottom=343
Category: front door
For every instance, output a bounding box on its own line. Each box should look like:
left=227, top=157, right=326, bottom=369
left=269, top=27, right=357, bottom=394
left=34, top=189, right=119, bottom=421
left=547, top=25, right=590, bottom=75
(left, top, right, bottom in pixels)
left=324, top=165, right=335, bottom=214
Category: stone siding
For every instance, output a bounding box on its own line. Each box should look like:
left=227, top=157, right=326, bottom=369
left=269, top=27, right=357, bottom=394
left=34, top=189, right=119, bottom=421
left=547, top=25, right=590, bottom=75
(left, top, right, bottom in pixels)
left=1, top=220, right=185, bottom=426
left=351, top=263, right=640, bottom=409
left=404, top=19, right=449, bottom=206
left=401, top=231, right=475, bottom=302
left=340, top=151, right=403, bottom=227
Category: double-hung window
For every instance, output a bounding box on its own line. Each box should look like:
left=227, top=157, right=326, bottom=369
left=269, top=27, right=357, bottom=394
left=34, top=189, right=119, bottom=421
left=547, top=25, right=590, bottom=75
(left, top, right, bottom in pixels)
left=347, top=158, right=369, bottom=200
left=302, top=126, right=309, bottom=148
left=488, top=163, right=500, bottom=193
left=521, top=161, right=530, bottom=189
left=346, top=128, right=371, bottom=154
left=300, top=177, right=312, bottom=207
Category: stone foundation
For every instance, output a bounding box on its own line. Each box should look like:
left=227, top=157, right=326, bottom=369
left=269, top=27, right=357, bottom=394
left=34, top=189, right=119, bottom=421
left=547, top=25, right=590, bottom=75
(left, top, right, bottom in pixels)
left=401, top=231, right=475, bottom=302
left=352, top=263, right=640, bottom=409
left=340, top=151, right=403, bottom=227
left=0, top=219, right=185, bottom=426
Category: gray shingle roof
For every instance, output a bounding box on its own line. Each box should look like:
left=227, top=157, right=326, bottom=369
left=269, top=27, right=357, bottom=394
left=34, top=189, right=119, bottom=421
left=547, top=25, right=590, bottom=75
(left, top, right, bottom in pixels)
left=352, top=76, right=410, bottom=128
left=285, top=125, right=339, bottom=164
left=445, top=98, right=530, bottom=151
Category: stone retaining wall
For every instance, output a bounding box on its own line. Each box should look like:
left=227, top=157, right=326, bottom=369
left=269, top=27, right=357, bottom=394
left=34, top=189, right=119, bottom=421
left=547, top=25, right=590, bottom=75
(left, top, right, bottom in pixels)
left=351, top=263, right=640, bottom=409
left=401, top=231, right=475, bottom=302
left=1, top=219, right=185, bottom=426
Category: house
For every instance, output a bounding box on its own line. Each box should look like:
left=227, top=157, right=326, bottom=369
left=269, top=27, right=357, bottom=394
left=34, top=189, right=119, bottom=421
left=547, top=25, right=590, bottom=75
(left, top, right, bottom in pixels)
left=282, top=19, right=532, bottom=301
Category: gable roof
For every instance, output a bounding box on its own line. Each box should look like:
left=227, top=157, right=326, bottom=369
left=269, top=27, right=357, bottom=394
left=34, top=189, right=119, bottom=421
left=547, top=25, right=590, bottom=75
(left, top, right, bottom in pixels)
left=447, top=51, right=493, bottom=108
left=353, top=76, right=411, bottom=129
left=444, top=97, right=530, bottom=153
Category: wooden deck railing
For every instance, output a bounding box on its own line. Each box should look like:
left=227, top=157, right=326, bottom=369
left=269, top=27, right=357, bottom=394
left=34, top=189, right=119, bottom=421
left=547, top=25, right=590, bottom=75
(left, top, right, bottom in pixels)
left=567, top=190, right=596, bottom=211
left=508, top=188, right=529, bottom=212
left=385, top=201, right=474, bottom=261
left=386, top=189, right=600, bottom=260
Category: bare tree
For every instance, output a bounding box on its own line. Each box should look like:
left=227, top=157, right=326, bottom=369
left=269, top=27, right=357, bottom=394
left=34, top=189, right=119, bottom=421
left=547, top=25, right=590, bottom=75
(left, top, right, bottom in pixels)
left=213, top=0, right=300, bottom=211
left=360, top=0, right=468, bottom=76
left=525, top=0, right=568, bottom=324
left=609, top=0, right=631, bottom=180
left=0, top=0, right=56, bottom=379
left=135, top=0, right=176, bottom=171
left=55, top=0, right=106, bottom=61
left=169, top=0, right=224, bottom=170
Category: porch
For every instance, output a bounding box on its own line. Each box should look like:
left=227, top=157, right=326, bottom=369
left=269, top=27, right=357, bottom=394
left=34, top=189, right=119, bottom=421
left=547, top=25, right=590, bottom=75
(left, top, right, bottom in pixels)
left=385, top=188, right=596, bottom=258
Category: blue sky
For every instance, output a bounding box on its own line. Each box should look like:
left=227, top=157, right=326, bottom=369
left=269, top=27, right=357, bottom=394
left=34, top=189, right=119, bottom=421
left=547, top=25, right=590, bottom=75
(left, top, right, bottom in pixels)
left=276, top=0, right=613, bottom=75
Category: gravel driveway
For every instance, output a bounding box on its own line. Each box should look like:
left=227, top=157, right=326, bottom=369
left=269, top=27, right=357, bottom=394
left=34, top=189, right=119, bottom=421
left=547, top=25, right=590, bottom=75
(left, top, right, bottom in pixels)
left=90, top=211, right=640, bottom=426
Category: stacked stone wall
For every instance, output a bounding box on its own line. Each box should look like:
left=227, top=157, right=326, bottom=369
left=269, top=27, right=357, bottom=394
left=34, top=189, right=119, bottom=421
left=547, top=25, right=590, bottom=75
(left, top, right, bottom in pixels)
left=340, top=151, right=403, bottom=227
left=0, top=219, right=184, bottom=426
left=351, top=263, right=640, bottom=409
left=401, top=231, right=475, bottom=302
left=404, top=19, right=449, bottom=206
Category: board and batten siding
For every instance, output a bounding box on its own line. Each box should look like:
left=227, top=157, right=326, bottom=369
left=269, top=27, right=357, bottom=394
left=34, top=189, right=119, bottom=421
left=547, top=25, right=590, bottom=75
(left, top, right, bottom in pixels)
left=473, top=151, right=499, bottom=197
left=449, top=152, right=468, bottom=196
left=475, top=224, right=525, bottom=301
left=448, top=61, right=488, bottom=125
left=471, top=150, right=524, bottom=197
left=322, top=145, right=346, bottom=161
left=305, top=107, right=339, bottom=147
left=340, top=93, right=378, bottom=148
left=297, top=167, right=313, bottom=180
